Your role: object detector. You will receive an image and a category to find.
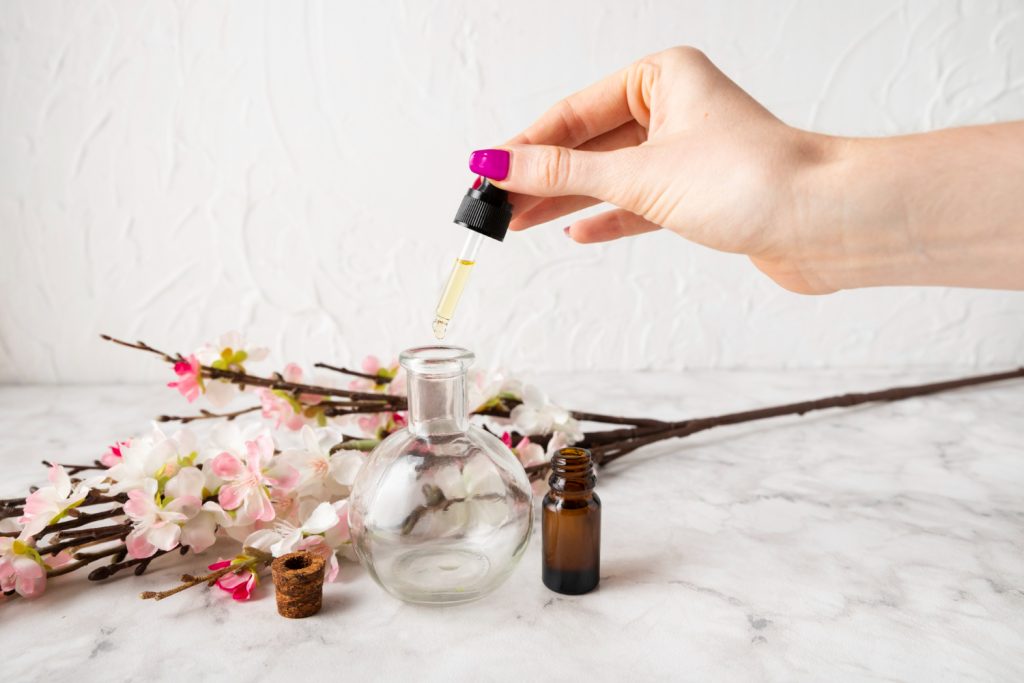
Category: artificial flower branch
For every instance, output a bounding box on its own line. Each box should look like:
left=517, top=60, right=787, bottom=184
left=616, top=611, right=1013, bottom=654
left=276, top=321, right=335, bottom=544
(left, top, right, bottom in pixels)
left=3, top=331, right=1021, bottom=606
left=100, top=335, right=405, bottom=406
left=586, top=366, right=1024, bottom=466
left=314, top=362, right=392, bottom=385
left=139, top=550, right=270, bottom=601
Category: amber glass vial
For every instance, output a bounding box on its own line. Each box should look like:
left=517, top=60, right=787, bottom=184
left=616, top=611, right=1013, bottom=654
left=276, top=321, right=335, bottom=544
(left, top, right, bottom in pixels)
left=542, top=447, right=601, bottom=595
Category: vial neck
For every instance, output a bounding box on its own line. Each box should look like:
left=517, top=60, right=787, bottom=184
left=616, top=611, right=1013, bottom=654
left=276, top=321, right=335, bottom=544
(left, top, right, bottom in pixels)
left=548, top=447, right=597, bottom=494
left=406, top=372, right=469, bottom=436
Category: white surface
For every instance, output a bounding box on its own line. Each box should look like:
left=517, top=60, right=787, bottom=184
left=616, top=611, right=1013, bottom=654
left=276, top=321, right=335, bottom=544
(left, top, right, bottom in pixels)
left=2, top=370, right=1023, bottom=681
left=2, top=1, right=1024, bottom=382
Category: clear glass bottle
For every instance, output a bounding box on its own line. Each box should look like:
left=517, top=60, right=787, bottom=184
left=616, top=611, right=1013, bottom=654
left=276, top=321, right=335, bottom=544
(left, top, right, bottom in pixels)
left=542, top=447, right=601, bottom=595
left=347, top=346, right=533, bottom=604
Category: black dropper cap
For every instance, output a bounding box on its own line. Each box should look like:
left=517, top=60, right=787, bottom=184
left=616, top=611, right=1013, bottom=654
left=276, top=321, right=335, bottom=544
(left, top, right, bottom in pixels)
left=453, top=178, right=513, bottom=242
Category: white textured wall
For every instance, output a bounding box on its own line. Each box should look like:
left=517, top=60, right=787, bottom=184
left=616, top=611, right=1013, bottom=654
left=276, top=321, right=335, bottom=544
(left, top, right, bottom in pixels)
left=1, top=0, right=1022, bottom=382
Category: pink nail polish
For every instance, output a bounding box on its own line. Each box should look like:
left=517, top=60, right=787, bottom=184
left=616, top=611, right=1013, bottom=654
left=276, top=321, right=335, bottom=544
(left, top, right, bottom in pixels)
left=469, top=149, right=510, bottom=181
left=563, top=226, right=572, bottom=237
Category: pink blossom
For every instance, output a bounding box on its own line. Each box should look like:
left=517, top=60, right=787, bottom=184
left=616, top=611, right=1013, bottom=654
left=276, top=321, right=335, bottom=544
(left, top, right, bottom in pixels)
left=258, top=390, right=306, bottom=431
left=195, top=332, right=270, bottom=408
left=348, top=355, right=402, bottom=393
left=168, top=355, right=204, bottom=402
left=122, top=467, right=225, bottom=559
left=212, top=433, right=297, bottom=525
left=123, top=477, right=198, bottom=559
left=296, top=536, right=340, bottom=583
left=19, top=465, right=95, bottom=537
left=362, top=355, right=380, bottom=375
left=208, top=559, right=259, bottom=601
left=243, top=501, right=348, bottom=583
left=101, top=440, right=130, bottom=468
left=501, top=432, right=547, bottom=468
left=196, top=331, right=269, bottom=371
left=106, top=427, right=197, bottom=494
left=0, top=537, right=49, bottom=598
left=510, top=384, right=582, bottom=442
left=256, top=364, right=322, bottom=431
left=281, top=426, right=364, bottom=500
left=355, top=411, right=406, bottom=440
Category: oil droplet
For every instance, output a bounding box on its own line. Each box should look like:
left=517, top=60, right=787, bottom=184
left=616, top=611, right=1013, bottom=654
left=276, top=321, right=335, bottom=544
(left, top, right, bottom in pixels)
left=432, top=317, right=448, bottom=340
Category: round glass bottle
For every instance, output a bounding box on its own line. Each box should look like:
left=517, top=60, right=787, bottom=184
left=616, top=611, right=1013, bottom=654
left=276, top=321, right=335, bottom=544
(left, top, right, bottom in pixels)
left=347, top=346, right=533, bottom=604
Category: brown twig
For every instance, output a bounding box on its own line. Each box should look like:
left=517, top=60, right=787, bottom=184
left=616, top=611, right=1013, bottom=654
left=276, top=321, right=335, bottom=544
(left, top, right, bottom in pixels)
left=314, top=362, right=392, bottom=384
left=139, top=557, right=270, bottom=601
left=57, top=522, right=133, bottom=539
left=318, top=402, right=404, bottom=417
left=47, top=544, right=127, bottom=578
left=570, top=411, right=666, bottom=427
left=139, top=565, right=236, bottom=601
left=101, top=334, right=408, bottom=406
left=40, top=460, right=107, bottom=475
left=157, top=406, right=262, bottom=424
left=36, top=525, right=131, bottom=556
left=472, top=398, right=661, bottom=427
left=99, top=335, right=178, bottom=362
left=39, top=506, right=126, bottom=535
left=525, top=462, right=550, bottom=482
left=592, top=366, right=1024, bottom=465
left=204, top=366, right=405, bottom=404
left=89, top=546, right=187, bottom=581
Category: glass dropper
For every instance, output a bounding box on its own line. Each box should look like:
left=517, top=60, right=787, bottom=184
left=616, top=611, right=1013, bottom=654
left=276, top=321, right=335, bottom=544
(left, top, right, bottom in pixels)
left=431, top=178, right=513, bottom=340
left=432, top=231, right=483, bottom=339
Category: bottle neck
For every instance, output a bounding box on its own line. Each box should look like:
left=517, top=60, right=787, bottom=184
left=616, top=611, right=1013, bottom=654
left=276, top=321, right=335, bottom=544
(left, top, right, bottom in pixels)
left=406, top=371, right=469, bottom=436
left=548, top=447, right=597, bottom=496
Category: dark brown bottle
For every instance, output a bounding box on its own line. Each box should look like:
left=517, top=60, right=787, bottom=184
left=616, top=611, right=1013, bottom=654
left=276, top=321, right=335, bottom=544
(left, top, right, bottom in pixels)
left=542, top=447, right=601, bottom=595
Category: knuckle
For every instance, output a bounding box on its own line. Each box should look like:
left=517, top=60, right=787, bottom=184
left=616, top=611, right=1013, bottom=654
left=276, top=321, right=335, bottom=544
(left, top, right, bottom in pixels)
left=538, top=147, right=574, bottom=192
left=552, top=98, right=589, bottom=144
left=652, top=46, right=718, bottom=101
left=662, top=45, right=708, bottom=66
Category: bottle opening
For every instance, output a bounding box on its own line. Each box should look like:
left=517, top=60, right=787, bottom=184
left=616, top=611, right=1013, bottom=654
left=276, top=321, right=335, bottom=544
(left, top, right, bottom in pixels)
left=400, top=346, right=474, bottom=377
left=550, top=448, right=595, bottom=476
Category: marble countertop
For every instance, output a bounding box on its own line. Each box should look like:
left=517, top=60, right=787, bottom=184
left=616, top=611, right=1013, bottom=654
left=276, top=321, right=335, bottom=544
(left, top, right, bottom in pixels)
left=2, top=370, right=1022, bottom=681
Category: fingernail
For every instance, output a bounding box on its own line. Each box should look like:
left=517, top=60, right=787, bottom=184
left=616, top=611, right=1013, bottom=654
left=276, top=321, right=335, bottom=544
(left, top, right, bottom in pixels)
left=469, top=149, right=510, bottom=180
left=563, top=226, right=572, bottom=238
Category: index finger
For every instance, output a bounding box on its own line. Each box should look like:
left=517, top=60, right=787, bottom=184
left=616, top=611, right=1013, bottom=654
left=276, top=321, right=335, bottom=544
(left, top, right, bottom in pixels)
left=506, top=66, right=637, bottom=149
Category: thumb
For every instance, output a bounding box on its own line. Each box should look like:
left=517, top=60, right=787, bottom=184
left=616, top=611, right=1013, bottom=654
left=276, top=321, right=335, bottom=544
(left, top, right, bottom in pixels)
left=468, top=145, right=623, bottom=202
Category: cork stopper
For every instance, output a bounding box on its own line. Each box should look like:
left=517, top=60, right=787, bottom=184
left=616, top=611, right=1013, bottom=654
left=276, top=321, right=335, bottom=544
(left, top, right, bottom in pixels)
left=271, top=551, right=326, bottom=618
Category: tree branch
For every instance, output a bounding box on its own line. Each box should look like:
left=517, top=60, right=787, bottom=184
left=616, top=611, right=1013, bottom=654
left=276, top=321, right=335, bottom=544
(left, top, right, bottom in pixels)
left=314, top=362, right=392, bottom=384
left=157, top=406, right=262, bottom=424
left=592, top=367, right=1024, bottom=465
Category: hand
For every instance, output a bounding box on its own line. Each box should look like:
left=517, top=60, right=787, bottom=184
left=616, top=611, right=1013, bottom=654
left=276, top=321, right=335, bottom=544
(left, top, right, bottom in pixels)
left=470, top=47, right=1024, bottom=293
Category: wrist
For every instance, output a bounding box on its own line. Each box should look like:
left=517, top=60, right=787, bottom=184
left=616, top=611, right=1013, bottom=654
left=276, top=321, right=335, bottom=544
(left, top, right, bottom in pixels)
left=781, top=133, right=917, bottom=293
left=752, top=130, right=860, bottom=294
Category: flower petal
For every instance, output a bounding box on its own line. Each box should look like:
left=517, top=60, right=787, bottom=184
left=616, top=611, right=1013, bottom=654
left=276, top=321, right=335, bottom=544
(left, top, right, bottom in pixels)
left=218, top=482, right=244, bottom=511
left=180, top=513, right=218, bottom=553
left=146, top=521, right=182, bottom=551
left=243, top=529, right=281, bottom=553
left=301, top=502, right=340, bottom=535
left=204, top=380, right=236, bottom=409
left=329, top=452, right=364, bottom=487
left=165, top=467, right=205, bottom=501
left=211, top=452, right=244, bottom=480
left=125, top=529, right=157, bottom=559
left=48, top=464, right=72, bottom=499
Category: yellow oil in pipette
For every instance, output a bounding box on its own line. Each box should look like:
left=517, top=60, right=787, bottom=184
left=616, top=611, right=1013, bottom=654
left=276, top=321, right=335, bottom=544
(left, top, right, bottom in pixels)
left=432, top=258, right=475, bottom=339
left=432, top=178, right=511, bottom=339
